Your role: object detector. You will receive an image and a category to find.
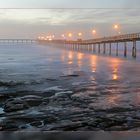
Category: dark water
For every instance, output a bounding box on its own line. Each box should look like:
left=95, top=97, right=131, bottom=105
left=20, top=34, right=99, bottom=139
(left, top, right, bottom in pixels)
left=1, top=43, right=140, bottom=131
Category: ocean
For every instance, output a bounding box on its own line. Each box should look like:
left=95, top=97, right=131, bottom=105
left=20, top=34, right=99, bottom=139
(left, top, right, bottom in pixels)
left=0, top=42, right=140, bottom=131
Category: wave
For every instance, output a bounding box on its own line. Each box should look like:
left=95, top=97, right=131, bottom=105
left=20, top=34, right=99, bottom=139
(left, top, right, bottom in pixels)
left=0, top=78, right=58, bottom=87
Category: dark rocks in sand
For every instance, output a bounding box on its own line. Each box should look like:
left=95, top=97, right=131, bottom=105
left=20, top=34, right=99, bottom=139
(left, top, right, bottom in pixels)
left=61, top=74, right=79, bottom=78
left=42, top=120, right=85, bottom=131
left=4, top=98, right=29, bottom=112
left=20, top=95, right=43, bottom=106
left=4, top=95, right=43, bottom=112
left=0, top=120, right=19, bottom=131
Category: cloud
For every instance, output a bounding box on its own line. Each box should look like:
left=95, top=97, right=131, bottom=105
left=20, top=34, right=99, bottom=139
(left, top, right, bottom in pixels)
left=0, top=8, right=140, bottom=38
left=0, top=0, right=140, bottom=8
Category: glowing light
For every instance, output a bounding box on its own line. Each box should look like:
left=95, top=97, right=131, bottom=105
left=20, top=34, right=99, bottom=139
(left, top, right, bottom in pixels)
left=110, top=58, right=120, bottom=81
left=68, top=33, right=72, bottom=37
left=114, top=24, right=119, bottom=29
left=68, top=51, right=73, bottom=65
left=90, top=55, right=97, bottom=73
left=38, top=36, right=41, bottom=40
left=108, top=94, right=121, bottom=106
left=92, top=29, right=96, bottom=34
left=78, top=32, right=82, bottom=36
left=113, top=74, right=118, bottom=80
left=61, top=34, right=65, bottom=39
left=41, top=36, right=45, bottom=40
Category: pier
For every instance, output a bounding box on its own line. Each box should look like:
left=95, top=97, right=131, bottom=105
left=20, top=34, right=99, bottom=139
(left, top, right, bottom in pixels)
left=38, top=32, right=140, bottom=58
left=0, top=39, right=36, bottom=44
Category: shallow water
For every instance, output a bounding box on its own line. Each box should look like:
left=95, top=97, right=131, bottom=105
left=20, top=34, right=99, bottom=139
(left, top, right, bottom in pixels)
left=0, top=43, right=140, bottom=109
left=1, top=43, right=140, bottom=131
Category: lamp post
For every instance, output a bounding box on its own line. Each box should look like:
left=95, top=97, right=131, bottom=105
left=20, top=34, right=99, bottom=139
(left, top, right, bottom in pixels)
left=78, top=32, right=82, bottom=41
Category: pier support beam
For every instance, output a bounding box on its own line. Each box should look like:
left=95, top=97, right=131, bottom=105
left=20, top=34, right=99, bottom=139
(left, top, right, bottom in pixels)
left=132, top=40, right=137, bottom=58
left=116, top=42, right=119, bottom=56
left=93, top=44, right=96, bottom=52
left=77, top=44, right=79, bottom=51
left=91, top=44, right=93, bottom=52
left=89, top=44, right=92, bottom=51
left=109, top=43, right=112, bottom=55
left=98, top=43, right=100, bottom=54
left=124, top=42, right=127, bottom=57
left=88, top=44, right=89, bottom=51
left=103, top=43, right=106, bottom=54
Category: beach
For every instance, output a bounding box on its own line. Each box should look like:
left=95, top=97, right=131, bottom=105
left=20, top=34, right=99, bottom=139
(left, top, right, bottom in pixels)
left=1, top=43, right=140, bottom=131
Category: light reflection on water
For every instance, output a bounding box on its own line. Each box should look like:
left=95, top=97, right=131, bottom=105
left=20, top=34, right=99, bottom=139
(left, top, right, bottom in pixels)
left=110, top=58, right=120, bottom=81
left=0, top=43, right=140, bottom=109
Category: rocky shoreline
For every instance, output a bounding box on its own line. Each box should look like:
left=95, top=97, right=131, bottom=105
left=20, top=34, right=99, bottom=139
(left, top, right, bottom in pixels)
left=1, top=84, right=140, bottom=131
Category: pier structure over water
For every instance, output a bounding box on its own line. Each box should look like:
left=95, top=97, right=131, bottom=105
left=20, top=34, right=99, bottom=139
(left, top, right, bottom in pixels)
left=38, top=32, right=140, bottom=58
left=0, top=39, right=36, bottom=44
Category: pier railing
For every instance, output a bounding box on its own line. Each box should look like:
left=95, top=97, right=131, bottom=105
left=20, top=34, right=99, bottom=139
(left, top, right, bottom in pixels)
left=82, top=33, right=140, bottom=44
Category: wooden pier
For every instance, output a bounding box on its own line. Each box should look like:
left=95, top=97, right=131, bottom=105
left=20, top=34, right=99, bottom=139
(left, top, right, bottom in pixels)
left=38, top=32, right=140, bottom=58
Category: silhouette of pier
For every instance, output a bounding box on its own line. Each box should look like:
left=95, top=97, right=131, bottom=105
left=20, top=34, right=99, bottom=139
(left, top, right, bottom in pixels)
left=0, top=39, right=36, bottom=44
left=38, top=32, right=140, bottom=58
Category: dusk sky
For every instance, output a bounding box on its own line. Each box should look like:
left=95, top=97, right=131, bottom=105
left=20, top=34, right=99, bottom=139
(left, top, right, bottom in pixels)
left=0, top=0, right=140, bottom=39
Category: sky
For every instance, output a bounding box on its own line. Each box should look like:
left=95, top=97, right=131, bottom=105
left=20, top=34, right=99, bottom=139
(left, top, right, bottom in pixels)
left=0, top=0, right=140, bottom=39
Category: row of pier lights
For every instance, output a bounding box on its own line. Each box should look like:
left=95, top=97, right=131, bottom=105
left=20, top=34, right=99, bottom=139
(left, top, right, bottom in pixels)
left=38, top=24, right=120, bottom=41
left=37, top=24, right=139, bottom=58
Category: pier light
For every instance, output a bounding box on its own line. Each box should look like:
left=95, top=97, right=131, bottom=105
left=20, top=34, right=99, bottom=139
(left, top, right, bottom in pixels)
left=61, top=34, right=65, bottom=38
left=114, top=24, right=119, bottom=30
left=78, top=32, right=82, bottom=37
left=38, top=36, right=41, bottom=40
left=92, top=29, right=96, bottom=34
left=41, top=36, right=45, bottom=40
left=68, top=33, right=72, bottom=38
left=62, top=34, right=65, bottom=37
left=113, top=24, right=121, bottom=35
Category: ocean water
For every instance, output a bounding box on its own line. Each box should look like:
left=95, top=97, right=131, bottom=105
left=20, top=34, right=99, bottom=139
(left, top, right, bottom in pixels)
left=0, top=42, right=140, bottom=109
